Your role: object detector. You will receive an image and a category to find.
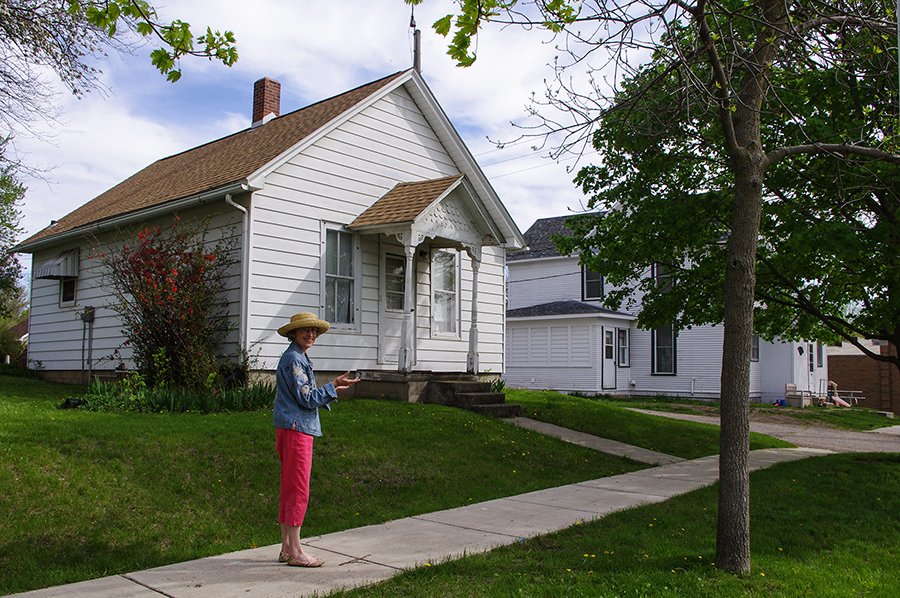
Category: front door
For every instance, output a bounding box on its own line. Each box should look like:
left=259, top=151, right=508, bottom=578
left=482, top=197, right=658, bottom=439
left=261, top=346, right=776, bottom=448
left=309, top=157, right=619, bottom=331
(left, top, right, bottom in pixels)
left=378, top=249, right=414, bottom=364
left=602, top=327, right=616, bottom=389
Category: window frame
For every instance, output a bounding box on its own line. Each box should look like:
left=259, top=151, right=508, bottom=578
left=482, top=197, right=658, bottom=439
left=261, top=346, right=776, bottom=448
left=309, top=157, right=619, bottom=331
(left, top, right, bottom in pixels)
left=582, top=266, right=604, bottom=301
left=321, top=223, right=360, bottom=330
left=59, top=278, right=77, bottom=306
left=652, top=324, right=676, bottom=375
left=616, top=328, right=630, bottom=367
left=750, top=335, right=760, bottom=362
left=431, top=249, right=460, bottom=337
left=383, top=252, right=406, bottom=313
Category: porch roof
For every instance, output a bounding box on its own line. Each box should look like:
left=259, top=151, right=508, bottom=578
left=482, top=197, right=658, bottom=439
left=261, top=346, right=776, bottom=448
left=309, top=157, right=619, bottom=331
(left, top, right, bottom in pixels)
left=349, top=174, right=464, bottom=228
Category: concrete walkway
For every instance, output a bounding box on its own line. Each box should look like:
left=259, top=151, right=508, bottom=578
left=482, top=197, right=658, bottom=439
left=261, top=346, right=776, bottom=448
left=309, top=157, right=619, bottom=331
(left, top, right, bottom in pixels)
left=627, top=409, right=900, bottom=453
left=11, top=418, right=862, bottom=598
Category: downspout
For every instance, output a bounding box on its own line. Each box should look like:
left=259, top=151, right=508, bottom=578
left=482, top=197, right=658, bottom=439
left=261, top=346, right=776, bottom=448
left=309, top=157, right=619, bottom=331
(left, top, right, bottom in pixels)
left=225, top=192, right=252, bottom=360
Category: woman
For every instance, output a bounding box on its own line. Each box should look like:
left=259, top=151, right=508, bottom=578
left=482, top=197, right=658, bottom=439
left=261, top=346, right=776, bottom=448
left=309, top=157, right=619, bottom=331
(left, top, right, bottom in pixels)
left=273, top=312, right=359, bottom=567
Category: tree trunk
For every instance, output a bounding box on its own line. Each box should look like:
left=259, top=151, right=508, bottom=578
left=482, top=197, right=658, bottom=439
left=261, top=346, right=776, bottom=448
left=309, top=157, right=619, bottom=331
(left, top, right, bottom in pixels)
left=716, top=160, right=761, bottom=573
left=712, top=0, right=786, bottom=574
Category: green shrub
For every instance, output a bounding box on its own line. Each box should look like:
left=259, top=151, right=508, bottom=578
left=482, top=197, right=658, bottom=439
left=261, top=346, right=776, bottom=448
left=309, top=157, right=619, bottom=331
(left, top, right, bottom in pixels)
left=78, top=377, right=274, bottom=414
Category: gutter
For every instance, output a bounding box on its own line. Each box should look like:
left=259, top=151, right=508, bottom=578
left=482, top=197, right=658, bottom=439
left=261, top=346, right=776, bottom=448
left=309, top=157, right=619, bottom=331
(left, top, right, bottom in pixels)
left=14, top=181, right=256, bottom=253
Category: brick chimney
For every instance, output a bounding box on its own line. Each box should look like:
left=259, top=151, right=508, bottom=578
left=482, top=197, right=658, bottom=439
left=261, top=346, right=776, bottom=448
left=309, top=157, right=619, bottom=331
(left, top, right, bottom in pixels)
left=252, top=77, right=281, bottom=127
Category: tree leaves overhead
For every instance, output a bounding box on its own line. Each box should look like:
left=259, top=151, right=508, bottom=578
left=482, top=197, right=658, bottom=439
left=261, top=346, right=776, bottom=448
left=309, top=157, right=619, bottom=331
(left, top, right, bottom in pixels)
left=1, top=0, right=238, bottom=149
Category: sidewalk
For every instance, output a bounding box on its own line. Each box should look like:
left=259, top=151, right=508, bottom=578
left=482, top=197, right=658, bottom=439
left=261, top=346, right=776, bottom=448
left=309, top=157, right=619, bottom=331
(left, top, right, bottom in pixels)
left=11, top=422, right=831, bottom=598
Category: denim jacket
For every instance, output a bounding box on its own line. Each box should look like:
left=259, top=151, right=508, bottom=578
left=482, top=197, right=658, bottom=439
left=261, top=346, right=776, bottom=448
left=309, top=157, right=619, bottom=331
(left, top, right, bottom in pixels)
left=273, top=341, right=337, bottom=436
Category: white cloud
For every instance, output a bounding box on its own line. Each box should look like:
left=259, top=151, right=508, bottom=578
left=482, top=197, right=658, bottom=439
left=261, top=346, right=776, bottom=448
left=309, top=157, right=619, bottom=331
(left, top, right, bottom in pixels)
left=15, top=0, right=603, bottom=242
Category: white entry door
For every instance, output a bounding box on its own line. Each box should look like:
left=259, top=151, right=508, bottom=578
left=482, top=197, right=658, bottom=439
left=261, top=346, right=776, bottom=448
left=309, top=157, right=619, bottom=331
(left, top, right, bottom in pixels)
left=378, top=250, right=414, bottom=364
left=602, top=328, right=616, bottom=389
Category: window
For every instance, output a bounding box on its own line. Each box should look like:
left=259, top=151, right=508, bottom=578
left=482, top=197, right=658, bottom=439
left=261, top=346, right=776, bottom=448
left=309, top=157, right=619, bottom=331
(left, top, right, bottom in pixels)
left=808, top=343, right=815, bottom=372
left=750, top=335, right=760, bottom=362
left=583, top=267, right=603, bottom=300
left=324, top=228, right=355, bottom=324
left=432, top=250, right=458, bottom=335
left=816, top=343, right=824, bottom=368
left=617, top=328, right=630, bottom=367
left=60, top=278, right=77, bottom=304
left=653, top=324, right=676, bottom=374
left=384, top=253, right=405, bottom=312
left=654, top=262, right=674, bottom=292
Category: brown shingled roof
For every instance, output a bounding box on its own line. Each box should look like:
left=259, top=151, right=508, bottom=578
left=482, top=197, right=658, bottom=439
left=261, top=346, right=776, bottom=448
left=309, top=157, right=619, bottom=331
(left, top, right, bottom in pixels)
left=18, top=71, right=407, bottom=248
left=349, top=174, right=464, bottom=229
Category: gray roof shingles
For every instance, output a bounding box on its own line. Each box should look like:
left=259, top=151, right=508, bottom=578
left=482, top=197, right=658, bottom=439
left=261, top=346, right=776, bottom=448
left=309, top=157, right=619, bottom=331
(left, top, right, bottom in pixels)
left=507, top=215, right=575, bottom=261
left=507, top=300, right=627, bottom=318
left=18, top=72, right=407, bottom=249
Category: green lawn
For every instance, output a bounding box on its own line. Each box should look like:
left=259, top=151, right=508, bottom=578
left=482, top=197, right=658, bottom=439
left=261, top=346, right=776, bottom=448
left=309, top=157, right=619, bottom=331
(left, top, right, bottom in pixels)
left=596, top=393, right=897, bottom=431
left=507, top=389, right=793, bottom=459
left=329, top=452, right=900, bottom=598
left=0, top=377, right=641, bottom=595
left=2, top=378, right=897, bottom=598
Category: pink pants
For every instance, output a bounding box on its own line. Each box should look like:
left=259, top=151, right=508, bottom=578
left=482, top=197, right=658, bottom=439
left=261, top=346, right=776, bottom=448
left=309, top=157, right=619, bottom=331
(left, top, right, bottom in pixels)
left=275, top=427, right=314, bottom=527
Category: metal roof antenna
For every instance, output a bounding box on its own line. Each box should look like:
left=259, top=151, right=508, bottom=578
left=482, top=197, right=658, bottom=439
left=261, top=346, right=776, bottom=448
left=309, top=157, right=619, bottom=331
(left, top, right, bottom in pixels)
left=410, top=5, right=421, bottom=74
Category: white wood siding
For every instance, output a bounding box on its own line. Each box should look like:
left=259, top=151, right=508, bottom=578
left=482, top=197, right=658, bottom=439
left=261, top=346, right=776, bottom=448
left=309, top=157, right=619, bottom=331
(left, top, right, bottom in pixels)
left=247, top=87, right=506, bottom=374
left=505, top=317, right=599, bottom=391
left=26, top=206, right=243, bottom=374
left=506, top=256, right=581, bottom=310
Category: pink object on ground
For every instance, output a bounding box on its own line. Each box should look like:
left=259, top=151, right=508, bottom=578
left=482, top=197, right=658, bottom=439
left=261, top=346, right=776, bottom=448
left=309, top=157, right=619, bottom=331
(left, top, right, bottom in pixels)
left=833, top=396, right=851, bottom=407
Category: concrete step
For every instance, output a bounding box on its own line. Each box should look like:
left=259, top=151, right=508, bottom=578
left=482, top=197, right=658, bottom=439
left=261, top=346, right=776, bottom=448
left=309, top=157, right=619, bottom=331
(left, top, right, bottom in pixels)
left=469, top=403, right=522, bottom=418
left=455, top=391, right=508, bottom=407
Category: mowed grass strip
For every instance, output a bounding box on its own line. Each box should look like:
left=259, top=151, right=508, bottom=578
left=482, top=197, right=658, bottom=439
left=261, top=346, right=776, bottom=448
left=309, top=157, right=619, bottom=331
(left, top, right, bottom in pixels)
left=596, top=393, right=897, bottom=431
left=0, top=377, right=643, bottom=595
left=327, top=453, right=900, bottom=598
left=507, top=389, right=793, bottom=460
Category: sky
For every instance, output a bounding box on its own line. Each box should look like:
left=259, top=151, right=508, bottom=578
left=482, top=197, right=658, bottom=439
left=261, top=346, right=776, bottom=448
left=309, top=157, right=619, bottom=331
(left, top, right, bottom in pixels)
left=13, top=0, right=603, bottom=253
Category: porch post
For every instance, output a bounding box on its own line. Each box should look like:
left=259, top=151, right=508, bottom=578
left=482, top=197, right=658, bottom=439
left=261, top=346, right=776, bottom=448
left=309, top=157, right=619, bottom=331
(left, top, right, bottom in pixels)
left=467, top=256, right=480, bottom=374
left=398, top=245, right=416, bottom=373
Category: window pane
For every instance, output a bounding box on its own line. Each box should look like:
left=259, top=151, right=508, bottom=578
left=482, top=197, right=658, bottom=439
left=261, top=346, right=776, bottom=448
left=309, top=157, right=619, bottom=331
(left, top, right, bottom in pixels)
left=434, top=290, right=456, bottom=333
left=385, top=255, right=405, bottom=311
left=617, top=329, right=629, bottom=366
left=655, top=324, right=675, bottom=374
left=434, top=251, right=455, bottom=291
left=433, top=251, right=457, bottom=334
left=337, top=232, right=352, bottom=277
left=325, top=278, right=335, bottom=322
left=325, top=229, right=354, bottom=324
left=584, top=268, right=603, bottom=299
left=61, top=279, right=76, bottom=303
left=326, top=230, right=338, bottom=275
left=335, top=278, right=352, bottom=322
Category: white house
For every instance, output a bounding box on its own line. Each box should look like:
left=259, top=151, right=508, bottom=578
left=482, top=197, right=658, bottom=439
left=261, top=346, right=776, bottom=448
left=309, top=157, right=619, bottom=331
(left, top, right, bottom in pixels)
left=506, top=216, right=828, bottom=402
left=15, top=70, right=526, bottom=400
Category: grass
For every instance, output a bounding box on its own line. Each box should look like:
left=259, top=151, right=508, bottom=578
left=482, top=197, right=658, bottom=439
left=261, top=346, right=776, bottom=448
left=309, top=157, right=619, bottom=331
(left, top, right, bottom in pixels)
left=328, top=452, right=900, bottom=597
left=0, top=377, right=643, bottom=595
left=596, top=394, right=897, bottom=431
left=507, top=389, right=793, bottom=460
left=3, top=378, right=897, bottom=597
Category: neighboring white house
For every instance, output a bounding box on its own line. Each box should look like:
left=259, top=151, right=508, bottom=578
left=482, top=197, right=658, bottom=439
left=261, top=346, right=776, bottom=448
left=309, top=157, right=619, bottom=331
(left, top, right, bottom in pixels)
left=506, top=216, right=828, bottom=402
left=15, top=70, right=526, bottom=398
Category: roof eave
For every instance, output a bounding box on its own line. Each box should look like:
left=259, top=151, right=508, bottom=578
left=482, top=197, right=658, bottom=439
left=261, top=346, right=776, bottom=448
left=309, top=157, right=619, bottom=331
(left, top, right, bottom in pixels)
left=508, top=311, right=636, bottom=322
left=403, top=71, right=526, bottom=251
left=15, top=180, right=255, bottom=253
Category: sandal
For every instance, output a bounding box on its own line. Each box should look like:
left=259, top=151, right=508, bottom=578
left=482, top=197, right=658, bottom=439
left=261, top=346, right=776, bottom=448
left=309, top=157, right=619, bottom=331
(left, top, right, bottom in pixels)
left=287, top=556, right=325, bottom=568
left=279, top=551, right=289, bottom=563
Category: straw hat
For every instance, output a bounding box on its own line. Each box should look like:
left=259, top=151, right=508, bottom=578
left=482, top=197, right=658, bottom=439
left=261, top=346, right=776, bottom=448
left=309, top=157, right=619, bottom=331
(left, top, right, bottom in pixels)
left=277, top=312, right=330, bottom=337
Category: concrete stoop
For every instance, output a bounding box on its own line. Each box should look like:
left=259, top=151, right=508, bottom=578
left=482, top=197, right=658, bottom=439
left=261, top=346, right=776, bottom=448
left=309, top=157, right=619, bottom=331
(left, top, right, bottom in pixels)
left=427, top=378, right=522, bottom=418
left=350, top=370, right=521, bottom=417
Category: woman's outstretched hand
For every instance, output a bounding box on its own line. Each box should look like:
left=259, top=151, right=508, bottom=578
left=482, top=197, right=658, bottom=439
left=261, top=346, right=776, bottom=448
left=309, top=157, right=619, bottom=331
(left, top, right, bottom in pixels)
left=333, top=371, right=360, bottom=391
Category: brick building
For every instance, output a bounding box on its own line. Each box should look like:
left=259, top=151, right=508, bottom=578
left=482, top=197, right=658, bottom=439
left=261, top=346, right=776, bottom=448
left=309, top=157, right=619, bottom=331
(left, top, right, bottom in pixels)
left=828, top=340, right=899, bottom=415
